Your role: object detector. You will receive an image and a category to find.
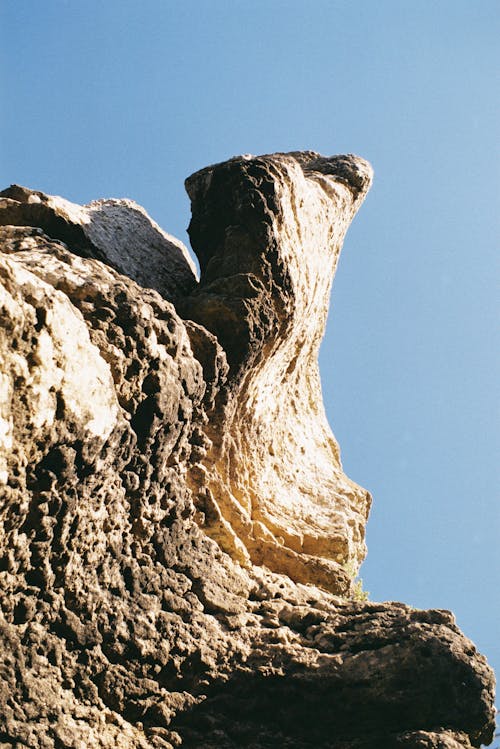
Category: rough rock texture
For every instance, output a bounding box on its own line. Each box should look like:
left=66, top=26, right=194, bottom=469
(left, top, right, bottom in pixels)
left=0, top=185, right=197, bottom=302
left=0, top=152, right=495, bottom=748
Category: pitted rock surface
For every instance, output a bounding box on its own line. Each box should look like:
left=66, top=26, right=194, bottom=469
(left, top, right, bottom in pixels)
left=0, top=153, right=495, bottom=748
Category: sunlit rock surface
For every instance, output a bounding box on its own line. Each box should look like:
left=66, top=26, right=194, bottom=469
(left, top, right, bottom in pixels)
left=0, top=154, right=495, bottom=748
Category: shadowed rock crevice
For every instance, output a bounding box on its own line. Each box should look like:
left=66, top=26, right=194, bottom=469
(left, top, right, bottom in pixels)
left=0, top=152, right=495, bottom=748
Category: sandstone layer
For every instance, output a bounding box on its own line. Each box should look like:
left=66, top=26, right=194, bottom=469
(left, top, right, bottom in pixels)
left=0, top=153, right=495, bottom=748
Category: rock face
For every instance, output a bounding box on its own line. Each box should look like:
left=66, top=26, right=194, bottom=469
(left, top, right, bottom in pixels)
left=0, top=153, right=495, bottom=748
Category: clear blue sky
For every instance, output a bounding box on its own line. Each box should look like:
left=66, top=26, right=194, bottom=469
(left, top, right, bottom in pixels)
left=1, top=0, right=498, bottom=700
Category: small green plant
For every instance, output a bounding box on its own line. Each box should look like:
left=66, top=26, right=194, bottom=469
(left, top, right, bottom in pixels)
left=341, top=561, right=370, bottom=601
left=351, top=578, right=369, bottom=602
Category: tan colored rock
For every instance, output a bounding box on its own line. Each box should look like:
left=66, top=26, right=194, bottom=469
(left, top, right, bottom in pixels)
left=181, top=153, right=373, bottom=592
left=0, top=153, right=495, bottom=748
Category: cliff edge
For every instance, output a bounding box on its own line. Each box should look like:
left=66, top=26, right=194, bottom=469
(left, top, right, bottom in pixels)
left=0, top=152, right=495, bottom=748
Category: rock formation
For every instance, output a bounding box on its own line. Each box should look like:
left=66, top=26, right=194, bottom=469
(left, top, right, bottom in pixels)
left=0, top=152, right=495, bottom=748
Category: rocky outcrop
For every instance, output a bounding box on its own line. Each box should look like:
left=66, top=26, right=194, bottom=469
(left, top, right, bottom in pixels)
left=0, top=185, right=197, bottom=301
left=179, top=153, right=373, bottom=592
left=0, top=153, right=495, bottom=748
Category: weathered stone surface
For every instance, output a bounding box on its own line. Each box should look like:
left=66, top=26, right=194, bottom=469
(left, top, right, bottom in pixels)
left=0, top=185, right=197, bottom=302
left=0, top=152, right=495, bottom=748
left=179, top=153, right=372, bottom=591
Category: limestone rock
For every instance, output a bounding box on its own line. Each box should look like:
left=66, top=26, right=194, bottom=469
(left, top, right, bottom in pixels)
left=180, top=153, right=373, bottom=591
left=0, top=185, right=197, bottom=302
left=0, top=152, right=495, bottom=748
